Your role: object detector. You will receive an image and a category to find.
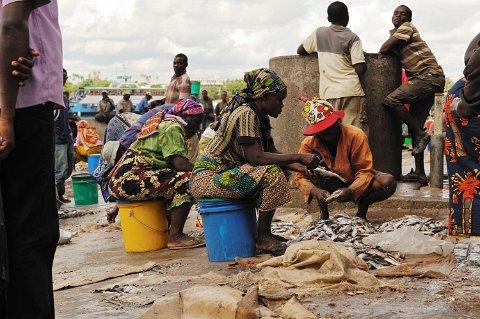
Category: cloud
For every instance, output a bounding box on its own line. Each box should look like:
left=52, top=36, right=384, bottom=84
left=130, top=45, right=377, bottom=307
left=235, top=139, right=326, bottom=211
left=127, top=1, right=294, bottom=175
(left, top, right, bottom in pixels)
left=59, top=0, right=479, bottom=83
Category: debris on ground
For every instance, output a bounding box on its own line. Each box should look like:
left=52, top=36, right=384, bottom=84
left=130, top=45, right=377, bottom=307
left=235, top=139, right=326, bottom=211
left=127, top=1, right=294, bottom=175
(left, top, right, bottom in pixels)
left=363, top=226, right=454, bottom=256
left=54, top=261, right=157, bottom=291
left=228, top=255, right=273, bottom=269
left=284, top=214, right=449, bottom=270
left=252, top=240, right=396, bottom=297
left=58, top=209, right=96, bottom=219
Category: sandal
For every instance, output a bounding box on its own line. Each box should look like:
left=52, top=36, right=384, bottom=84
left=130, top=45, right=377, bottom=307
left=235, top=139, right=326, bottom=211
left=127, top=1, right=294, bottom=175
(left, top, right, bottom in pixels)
left=402, top=169, right=422, bottom=182
left=401, top=169, right=429, bottom=186
left=168, top=238, right=205, bottom=250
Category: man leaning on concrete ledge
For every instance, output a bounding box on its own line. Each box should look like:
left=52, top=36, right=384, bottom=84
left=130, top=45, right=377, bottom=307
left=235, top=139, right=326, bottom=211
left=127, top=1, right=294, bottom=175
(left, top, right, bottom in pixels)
left=379, top=5, right=445, bottom=186
left=297, top=1, right=368, bottom=135
left=0, top=0, right=62, bottom=317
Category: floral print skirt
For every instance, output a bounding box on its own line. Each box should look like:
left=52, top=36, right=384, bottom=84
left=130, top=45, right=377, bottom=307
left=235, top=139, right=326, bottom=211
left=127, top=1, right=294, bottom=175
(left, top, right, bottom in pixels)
left=190, top=155, right=291, bottom=211
left=109, top=150, right=193, bottom=210
left=445, top=95, right=480, bottom=236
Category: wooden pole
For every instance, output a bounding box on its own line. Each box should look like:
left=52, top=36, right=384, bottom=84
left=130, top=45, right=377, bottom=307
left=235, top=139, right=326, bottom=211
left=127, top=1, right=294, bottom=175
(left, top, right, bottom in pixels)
left=429, top=93, right=445, bottom=189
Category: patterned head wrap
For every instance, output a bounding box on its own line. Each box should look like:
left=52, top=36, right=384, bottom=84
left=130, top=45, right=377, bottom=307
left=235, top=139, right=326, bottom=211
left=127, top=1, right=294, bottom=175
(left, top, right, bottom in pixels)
left=215, top=68, right=286, bottom=130
left=244, top=68, right=286, bottom=100
left=166, top=99, right=204, bottom=117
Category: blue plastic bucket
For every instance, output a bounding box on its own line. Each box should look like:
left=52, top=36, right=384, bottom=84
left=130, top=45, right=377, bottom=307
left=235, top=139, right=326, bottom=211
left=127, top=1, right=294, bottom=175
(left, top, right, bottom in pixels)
left=199, top=199, right=257, bottom=262
left=87, top=154, right=101, bottom=174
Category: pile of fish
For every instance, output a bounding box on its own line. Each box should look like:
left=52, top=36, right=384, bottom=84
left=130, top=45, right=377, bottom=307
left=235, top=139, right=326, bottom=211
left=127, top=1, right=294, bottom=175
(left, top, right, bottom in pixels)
left=271, top=221, right=298, bottom=235
left=288, top=214, right=375, bottom=245
left=376, top=215, right=445, bottom=236
left=285, top=214, right=447, bottom=270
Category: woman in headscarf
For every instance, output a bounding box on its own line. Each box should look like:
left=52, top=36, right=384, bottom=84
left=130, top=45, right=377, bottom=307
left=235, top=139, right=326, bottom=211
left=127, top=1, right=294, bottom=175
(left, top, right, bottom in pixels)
left=445, top=33, right=480, bottom=237
left=94, top=112, right=140, bottom=206
left=73, top=120, right=103, bottom=163
left=109, top=99, right=204, bottom=249
left=190, top=68, right=319, bottom=253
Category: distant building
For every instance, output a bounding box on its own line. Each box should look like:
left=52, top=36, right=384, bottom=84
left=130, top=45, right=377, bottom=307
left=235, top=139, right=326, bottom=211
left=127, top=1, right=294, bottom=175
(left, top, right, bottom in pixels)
left=198, top=77, right=225, bottom=86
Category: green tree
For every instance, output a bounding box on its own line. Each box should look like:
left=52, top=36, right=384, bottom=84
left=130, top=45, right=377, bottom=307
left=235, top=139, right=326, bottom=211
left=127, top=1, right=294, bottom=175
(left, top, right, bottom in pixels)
left=199, top=84, right=222, bottom=99
left=63, top=81, right=76, bottom=95
left=221, top=79, right=245, bottom=97
left=444, top=76, right=454, bottom=93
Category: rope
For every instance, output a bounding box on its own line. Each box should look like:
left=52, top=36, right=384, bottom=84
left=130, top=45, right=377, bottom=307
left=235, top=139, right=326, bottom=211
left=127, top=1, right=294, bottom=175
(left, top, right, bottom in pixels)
left=129, top=209, right=168, bottom=233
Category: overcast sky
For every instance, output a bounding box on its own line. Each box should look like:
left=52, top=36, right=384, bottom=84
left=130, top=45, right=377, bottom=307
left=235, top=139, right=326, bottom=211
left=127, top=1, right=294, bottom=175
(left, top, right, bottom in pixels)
left=58, top=0, right=479, bottom=83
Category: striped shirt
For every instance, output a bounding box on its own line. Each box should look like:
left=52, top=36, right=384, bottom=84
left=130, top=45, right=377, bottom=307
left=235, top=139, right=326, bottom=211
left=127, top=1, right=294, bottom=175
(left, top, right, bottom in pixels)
left=205, top=104, right=273, bottom=168
left=165, top=72, right=191, bottom=104
left=390, top=22, right=444, bottom=77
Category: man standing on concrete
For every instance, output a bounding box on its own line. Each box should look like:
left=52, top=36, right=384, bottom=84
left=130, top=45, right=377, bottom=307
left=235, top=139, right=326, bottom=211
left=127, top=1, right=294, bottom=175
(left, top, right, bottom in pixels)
left=165, top=53, right=191, bottom=104
left=199, top=89, right=214, bottom=131
left=380, top=5, right=445, bottom=185
left=96, top=90, right=116, bottom=123
left=54, top=68, right=74, bottom=203
left=214, top=90, right=228, bottom=121
left=298, top=1, right=368, bottom=134
left=117, top=92, right=134, bottom=113
left=0, top=0, right=63, bottom=317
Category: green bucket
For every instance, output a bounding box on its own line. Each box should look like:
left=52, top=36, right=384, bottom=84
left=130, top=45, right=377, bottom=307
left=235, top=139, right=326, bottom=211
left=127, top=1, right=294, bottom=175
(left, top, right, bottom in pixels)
left=72, top=173, right=98, bottom=205
left=191, top=81, right=201, bottom=95
left=404, top=137, right=412, bottom=145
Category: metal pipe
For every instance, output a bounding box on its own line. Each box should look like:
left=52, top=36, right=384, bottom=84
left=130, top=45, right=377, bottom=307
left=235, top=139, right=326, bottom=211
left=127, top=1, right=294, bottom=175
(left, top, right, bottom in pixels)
left=429, top=93, right=445, bottom=189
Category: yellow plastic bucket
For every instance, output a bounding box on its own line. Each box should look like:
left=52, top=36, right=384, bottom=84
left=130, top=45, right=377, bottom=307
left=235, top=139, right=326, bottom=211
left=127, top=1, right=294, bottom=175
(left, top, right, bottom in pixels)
left=117, top=199, right=168, bottom=252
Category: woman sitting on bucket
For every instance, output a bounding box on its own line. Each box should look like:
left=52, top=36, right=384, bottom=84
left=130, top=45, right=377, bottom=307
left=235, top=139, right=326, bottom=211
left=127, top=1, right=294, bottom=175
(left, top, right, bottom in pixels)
left=109, top=99, right=204, bottom=249
left=190, top=68, right=319, bottom=253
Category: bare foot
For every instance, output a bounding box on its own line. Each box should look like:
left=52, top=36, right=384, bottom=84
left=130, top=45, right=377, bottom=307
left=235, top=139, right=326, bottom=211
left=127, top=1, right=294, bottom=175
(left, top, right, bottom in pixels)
left=256, top=235, right=286, bottom=253
left=107, top=206, right=118, bottom=223
left=168, top=233, right=205, bottom=250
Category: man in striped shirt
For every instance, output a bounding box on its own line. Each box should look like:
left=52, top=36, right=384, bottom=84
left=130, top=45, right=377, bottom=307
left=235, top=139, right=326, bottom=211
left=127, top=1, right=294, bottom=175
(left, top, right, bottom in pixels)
left=380, top=5, right=445, bottom=185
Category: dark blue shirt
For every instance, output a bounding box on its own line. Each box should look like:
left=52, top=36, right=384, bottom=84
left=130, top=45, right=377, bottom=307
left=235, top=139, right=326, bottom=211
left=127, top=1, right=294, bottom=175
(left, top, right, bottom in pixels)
left=54, top=95, right=72, bottom=144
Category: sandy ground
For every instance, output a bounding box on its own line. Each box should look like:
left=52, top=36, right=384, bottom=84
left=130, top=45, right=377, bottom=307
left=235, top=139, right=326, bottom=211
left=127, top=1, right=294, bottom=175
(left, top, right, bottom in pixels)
left=52, top=151, right=480, bottom=319
left=53, top=190, right=480, bottom=319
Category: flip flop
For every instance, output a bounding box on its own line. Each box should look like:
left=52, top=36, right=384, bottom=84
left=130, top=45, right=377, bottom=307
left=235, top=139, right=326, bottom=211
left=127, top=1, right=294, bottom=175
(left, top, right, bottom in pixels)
left=401, top=169, right=429, bottom=186
left=168, top=238, right=205, bottom=250
left=401, top=169, right=422, bottom=182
